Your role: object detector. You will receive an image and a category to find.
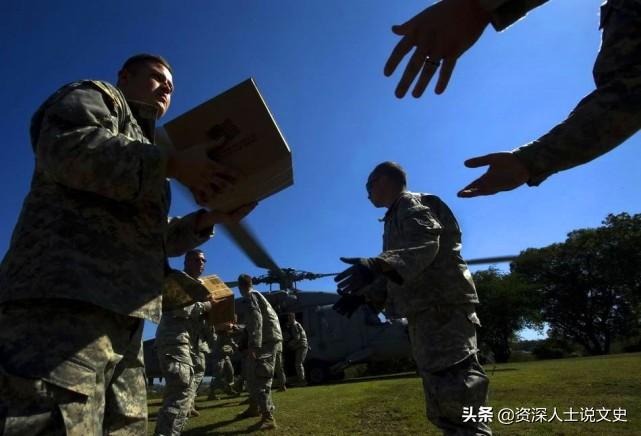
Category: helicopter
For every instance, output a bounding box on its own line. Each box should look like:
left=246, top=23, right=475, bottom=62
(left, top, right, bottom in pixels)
left=226, top=223, right=517, bottom=383
left=144, top=221, right=516, bottom=384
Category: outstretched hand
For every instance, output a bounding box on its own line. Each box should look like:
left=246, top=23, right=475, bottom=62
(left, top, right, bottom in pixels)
left=384, top=0, right=490, bottom=98
left=334, top=257, right=380, bottom=296
left=458, top=152, right=531, bottom=198
left=333, top=295, right=366, bottom=318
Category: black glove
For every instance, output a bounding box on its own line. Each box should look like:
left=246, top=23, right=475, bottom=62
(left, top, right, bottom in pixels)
left=334, top=257, right=381, bottom=296
left=332, top=295, right=365, bottom=318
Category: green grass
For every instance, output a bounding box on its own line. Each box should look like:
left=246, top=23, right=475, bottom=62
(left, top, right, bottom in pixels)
left=148, top=353, right=641, bottom=435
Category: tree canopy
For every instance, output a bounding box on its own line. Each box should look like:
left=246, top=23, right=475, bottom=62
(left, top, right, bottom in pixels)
left=510, top=213, right=641, bottom=355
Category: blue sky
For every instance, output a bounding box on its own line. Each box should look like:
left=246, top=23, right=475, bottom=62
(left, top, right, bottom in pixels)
left=1, top=0, right=637, bottom=342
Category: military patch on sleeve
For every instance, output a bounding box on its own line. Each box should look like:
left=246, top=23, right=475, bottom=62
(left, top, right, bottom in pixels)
left=86, top=81, right=126, bottom=131
left=406, top=205, right=441, bottom=231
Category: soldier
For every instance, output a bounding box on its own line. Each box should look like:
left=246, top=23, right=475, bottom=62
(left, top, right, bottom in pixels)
left=207, top=322, right=239, bottom=400
left=155, top=293, right=216, bottom=435
left=384, top=0, right=641, bottom=197
left=0, top=54, right=255, bottom=434
left=182, top=250, right=216, bottom=418
left=236, top=274, right=282, bottom=431
left=188, top=320, right=215, bottom=417
left=284, top=312, right=309, bottom=385
left=273, top=341, right=287, bottom=392
left=234, top=323, right=251, bottom=395
left=335, top=162, right=491, bottom=435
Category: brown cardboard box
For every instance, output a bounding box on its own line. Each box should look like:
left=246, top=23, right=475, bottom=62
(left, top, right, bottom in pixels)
left=162, top=270, right=210, bottom=311
left=156, top=78, right=293, bottom=212
left=162, top=271, right=235, bottom=328
left=200, top=274, right=236, bottom=329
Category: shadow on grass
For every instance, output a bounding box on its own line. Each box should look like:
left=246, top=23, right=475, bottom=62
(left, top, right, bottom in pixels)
left=183, top=417, right=264, bottom=435
left=192, top=401, right=246, bottom=411
left=149, top=399, right=246, bottom=420
left=487, top=367, right=519, bottom=375
left=332, top=372, right=419, bottom=385
left=316, top=367, right=518, bottom=386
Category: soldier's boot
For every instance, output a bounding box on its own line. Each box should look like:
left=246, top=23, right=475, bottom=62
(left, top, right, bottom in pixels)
left=277, top=385, right=287, bottom=392
left=236, top=407, right=260, bottom=420
left=293, top=378, right=307, bottom=387
left=225, top=385, right=239, bottom=396
left=207, top=390, right=220, bottom=401
left=259, top=413, right=277, bottom=431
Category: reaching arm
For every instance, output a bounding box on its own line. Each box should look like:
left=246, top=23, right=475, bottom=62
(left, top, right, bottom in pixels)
left=460, top=2, right=641, bottom=195
left=514, top=2, right=641, bottom=185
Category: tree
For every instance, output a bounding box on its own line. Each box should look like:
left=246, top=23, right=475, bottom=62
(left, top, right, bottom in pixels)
left=512, top=213, right=641, bottom=355
left=473, top=268, right=542, bottom=363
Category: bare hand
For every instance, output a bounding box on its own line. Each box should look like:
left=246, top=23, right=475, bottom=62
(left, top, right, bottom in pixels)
left=166, top=142, right=239, bottom=201
left=248, top=349, right=257, bottom=360
left=196, top=202, right=258, bottom=230
left=384, top=0, right=490, bottom=98
left=457, top=152, right=531, bottom=198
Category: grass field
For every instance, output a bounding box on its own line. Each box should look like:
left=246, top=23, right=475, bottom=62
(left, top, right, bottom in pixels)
left=148, top=352, right=641, bottom=435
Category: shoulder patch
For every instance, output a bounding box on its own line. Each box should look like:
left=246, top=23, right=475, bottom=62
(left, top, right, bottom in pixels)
left=86, top=80, right=125, bottom=117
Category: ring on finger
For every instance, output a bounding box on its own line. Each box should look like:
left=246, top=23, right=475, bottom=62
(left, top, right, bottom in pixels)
left=424, top=57, right=441, bottom=67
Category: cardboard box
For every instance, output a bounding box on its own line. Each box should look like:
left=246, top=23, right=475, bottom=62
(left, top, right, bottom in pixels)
left=200, top=274, right=236, bottom=329
left=162, top=270, right=209, bottom=310
left=156, top=78, right=293, bottom=212
left=162, top=271, right=235, bottom=328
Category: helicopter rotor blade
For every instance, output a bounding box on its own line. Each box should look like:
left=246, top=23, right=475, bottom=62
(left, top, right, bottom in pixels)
left=172, top=182, right=285, bottom=280
left=465, top=255, right=517, bottom=265
left=221, top=222, right=284, bottom=278
left=314, top=272, right=340, bottom=278
left=297, top=271, right=339, bottom=280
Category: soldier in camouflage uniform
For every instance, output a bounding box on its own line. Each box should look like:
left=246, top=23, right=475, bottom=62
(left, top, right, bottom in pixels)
left=207, top=322, right=239, bottom=399
left=284, top=312, right=308, bottom=385
left=182, top=250, right=216, bottom=418
left=335, top=162, right=491, bottom=436
left=155, top=294, right=216, bottom=436
left=0, top=54, right=254, bottom=435
left=384, top=0, right=641, bottom=197
left=273, top=340, right=287, bottom=391
left=187, top=320, right=216, bottom=417
left=234, top=323, right=251, bottom=395
left=236, top=274, right=282, bottom=431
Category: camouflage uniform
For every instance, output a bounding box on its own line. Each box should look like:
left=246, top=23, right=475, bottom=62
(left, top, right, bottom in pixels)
left=378, top=191, right=491, bottom=436
left=243, top=290, right=283, bottom=418
left=0, top=81, right=211, bottom=435
left=154, top=301, right=212, bottom=436
left=208, top=329, right=237, bottom=396
left=285, top=320, right=308, bottom=382
left=273, top=342, right=287, bottom=389
left=481, top=0, right=641, bottom=186
left=187, top=320, right=215, bottom=412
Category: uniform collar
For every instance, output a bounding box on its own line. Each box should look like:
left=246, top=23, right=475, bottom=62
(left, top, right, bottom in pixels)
left=382, top=190, right=409, bottom=222
left=127, top=99, right=158, bottom=142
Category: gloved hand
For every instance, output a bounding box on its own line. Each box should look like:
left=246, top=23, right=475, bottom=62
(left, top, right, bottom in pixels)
left=334, top=257, right=382, bottom=296
left=332, top=295, right=366, bottom=318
